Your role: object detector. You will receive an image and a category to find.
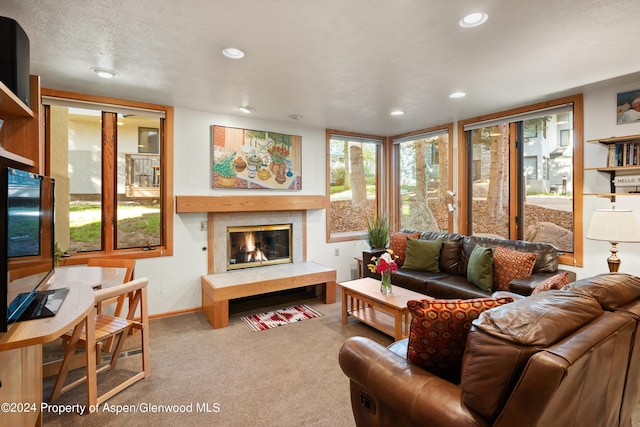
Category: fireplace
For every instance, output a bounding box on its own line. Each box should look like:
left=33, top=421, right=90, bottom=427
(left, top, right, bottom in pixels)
left=227, top=224, right=292, bottom=270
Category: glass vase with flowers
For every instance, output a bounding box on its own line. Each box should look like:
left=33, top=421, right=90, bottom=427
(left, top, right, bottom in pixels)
left=367, top=249, right=398, bottom=294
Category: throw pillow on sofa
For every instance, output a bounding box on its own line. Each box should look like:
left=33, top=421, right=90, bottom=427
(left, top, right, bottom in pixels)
left=389, top=232, right=421, bottom=266
left=531, top=271, right=570, bottom=295
left=402, top=237, right=442, bottom=272
left=439, top=238, right=463, bottom=275
left=492, top=246, right=537, bottom=291
left=406, top=297, right=514, bottom=383
left=467, top=245, right=493, bottom=291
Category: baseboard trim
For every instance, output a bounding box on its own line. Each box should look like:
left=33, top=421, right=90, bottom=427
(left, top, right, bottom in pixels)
left=148, top=306, right=201, bottom=320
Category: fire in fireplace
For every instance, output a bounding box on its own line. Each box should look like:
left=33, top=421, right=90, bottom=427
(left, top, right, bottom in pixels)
left=227, top=224, right=292, bottom=270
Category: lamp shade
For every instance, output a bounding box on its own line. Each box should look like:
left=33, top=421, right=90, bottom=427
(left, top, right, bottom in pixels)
left=586, top=208, right=640, bottom=242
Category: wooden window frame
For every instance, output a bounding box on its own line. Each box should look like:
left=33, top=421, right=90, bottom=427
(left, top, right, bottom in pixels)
left=325, top=129, right=386, bottom=243
left=42, top=88, right=174, bottom=262
left=457, top=94, right=583, bottom=267
left=389, top=123, right=454, bottom=232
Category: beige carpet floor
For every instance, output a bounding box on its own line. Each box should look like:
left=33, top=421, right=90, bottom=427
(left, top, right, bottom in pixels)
left=40, top=288, right=640, bottom=426
left=41, top=288, right=392, bottom=426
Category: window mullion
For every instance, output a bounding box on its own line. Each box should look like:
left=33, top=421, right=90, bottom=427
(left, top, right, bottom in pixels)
left=509, top=122, right=520, bottom=239
left=102, top=112, right=117, bottom=252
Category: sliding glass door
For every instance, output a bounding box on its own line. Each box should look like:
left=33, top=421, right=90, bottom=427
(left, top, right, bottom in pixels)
left=520, top=111, right=574, bottom=253
left=465, top=106, right=575, bottom=253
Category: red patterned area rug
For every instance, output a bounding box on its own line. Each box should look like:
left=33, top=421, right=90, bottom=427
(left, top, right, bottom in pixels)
left=241, top=304, right=324, bottom=332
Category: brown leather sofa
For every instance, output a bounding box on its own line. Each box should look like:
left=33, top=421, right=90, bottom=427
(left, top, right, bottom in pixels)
left=363, top=231, right=574, bottom=298
left=339, top=273, right=640, bottom=427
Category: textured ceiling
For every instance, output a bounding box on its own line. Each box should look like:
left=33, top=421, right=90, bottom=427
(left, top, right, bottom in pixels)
left=2, top=0, right=640, bottom=137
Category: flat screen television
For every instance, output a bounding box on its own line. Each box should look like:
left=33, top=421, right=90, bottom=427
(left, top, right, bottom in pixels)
left=0, top=167, right=56, bottom=332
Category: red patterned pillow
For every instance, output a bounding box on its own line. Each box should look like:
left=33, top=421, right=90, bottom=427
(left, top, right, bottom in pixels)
left=492, top=246, right=537, bottom=291
left=531, top=271, right=571, bottom=295
left=389, top=232, right=421, bottom=266
left=406, top=297, right=513, bottom=383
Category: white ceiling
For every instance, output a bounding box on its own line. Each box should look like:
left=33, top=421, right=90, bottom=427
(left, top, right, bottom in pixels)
left=3, top=0, right=640, bottom=137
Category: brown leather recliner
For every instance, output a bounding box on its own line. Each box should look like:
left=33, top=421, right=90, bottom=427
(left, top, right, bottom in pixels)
left=338, top=273, right=640, bottom=427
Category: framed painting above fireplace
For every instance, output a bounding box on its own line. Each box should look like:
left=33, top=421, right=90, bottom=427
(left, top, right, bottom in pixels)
left=211, top=125, right=302, bottom=190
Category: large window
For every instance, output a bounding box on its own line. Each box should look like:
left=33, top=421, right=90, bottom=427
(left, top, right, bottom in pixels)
left=391, top=125, right=453, bottom=232
left=326, top=130, right=383, bottom=242
left=43, top=92, right=173, bottom=259
left=459, top=95, right=583, bottom=266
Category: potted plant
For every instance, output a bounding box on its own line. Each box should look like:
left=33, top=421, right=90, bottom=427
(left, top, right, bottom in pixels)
left=363, top=214, right=390, bottom=249
left=54, top=243, right=64, bottom=267
left=214, top=151, right=238, bottom=187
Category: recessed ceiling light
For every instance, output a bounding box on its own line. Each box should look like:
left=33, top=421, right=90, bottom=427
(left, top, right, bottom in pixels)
left=459, top=12, right=488, bottom=28
left=238, top=106, right=253, bottom=114
left=222, top=47, right=245, bottom=59
left=390, top=110, right=404, bottom=116
left=91, top=67, right=118, bottom=79
left=288, top=114, right=303, bottom=120
left=449, top=91, right=466, bottom=99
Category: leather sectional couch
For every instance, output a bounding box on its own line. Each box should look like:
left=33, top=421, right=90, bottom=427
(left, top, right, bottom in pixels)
left=339, top=272, right=640, bottom=427
left=362, top=231, right=575, bottom=298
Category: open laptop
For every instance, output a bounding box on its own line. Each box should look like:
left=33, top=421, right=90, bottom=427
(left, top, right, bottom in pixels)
left=8, top=287, right=69, bottom=323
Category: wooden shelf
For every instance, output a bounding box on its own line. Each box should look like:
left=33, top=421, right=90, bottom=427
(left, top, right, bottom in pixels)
left=0, top=147, right=35, bottom=167
left=584, top=193, right=640, bottom=198
left=585, top=135, right=640, bottom=201
left=0, top=80, right=33, bottom=119
left=175, top=195, right=328, bottom=213
left=349, top=306, right=398, bottom=338
left=585, top=166, right=640, bottom=172
left=0, top=75, right=40, bottom=172
left=587, top=134, right=640, bottom=145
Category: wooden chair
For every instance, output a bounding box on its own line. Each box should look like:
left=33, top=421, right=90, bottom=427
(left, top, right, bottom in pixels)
left=88, top=258, right=137, bottom=352
left=87, top=258, right=135, bottom=315
left=44, top=258, right=137, bottom=379
left=49, top=277, right=150, bottom=405
left=87, top=257, right=135, bottom=280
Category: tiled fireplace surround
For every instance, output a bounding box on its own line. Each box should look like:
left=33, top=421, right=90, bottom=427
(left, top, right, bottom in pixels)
left=212, top=211, right=304, bottom=274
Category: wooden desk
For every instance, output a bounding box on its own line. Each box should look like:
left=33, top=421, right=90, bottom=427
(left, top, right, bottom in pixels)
left=0, top=266, right=125, bottom=427
left=50, top=265, right=126, bottom=290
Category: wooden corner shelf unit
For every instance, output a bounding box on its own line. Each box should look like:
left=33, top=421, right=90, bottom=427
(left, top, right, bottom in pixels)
left=0, top=75, right=41, bottom=171
left=585, top=134, right=640, bottom=201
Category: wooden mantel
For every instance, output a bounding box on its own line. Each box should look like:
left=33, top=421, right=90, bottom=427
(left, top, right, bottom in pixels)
left=175, top=195, right=328, bottom=213
left=176, top=195, right=327, bottom=272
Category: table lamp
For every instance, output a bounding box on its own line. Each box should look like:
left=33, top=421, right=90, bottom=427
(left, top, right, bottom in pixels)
left=586, top=207, right=640, bottom=272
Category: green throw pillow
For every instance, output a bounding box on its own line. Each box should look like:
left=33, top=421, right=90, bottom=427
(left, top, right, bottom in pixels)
left=467, top=245, right=494, bottom=291
left=401, top=238, right=442, bottom=272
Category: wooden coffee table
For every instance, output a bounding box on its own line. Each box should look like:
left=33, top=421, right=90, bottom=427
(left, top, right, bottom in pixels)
left=340, top=277, right=429, bottom=341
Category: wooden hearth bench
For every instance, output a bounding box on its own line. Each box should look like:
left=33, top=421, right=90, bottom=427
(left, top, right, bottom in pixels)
left=201, top=261, right=337, bottom=329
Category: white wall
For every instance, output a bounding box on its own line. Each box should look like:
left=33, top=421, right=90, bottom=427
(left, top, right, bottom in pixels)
left=133, top=108, right=366, bottom=315
left=582, top=78, right=640, bottom=279
left=131, top=77, right=640, bottom=315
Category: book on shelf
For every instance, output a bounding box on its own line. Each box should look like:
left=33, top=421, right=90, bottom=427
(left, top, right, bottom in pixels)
left=607, top=141, right=640, bottom=167
left=609, top=144, right=616, bottom=166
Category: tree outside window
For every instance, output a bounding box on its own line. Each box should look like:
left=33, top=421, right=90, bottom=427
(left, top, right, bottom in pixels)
left=395, top=131, right=450, bottom=232
left=327, top=132, right=382, bottom=241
